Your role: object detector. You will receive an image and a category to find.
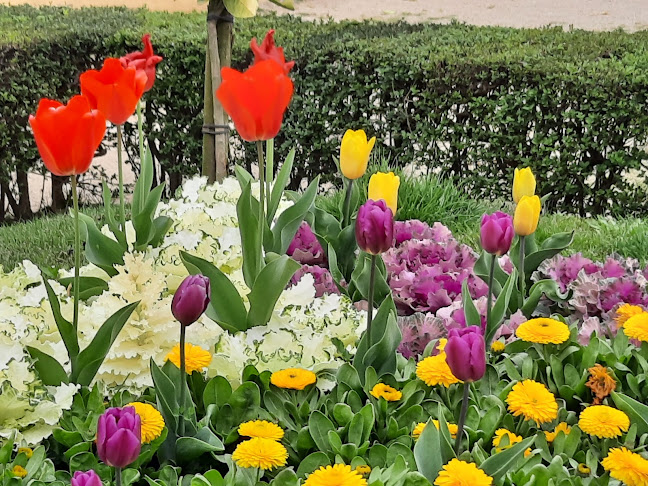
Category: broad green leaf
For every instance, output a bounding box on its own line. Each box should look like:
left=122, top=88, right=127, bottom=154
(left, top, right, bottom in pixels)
left=58, top=276, right=108, bottom=300
left=308, top=411, right=336, bottom=456
left=133, top=184, right=165, bottom=250
left=181, top=251, right=247, bottom=332
left=0, top=431, right=15, bottom=463
left=473, top=251, right=510, bottom=292
left=296, top=452, right=330, bottom=478
left=611, top=392, right=648, bottom=435
left=176, top=432, right=224, bottom=462
left=26, top=347, right=68, bottom=386
left=79, top=213, right=124, bottom=276
left=236, top=180, right=263, bottom=288
left=150, top=359, right=178, bottom=432
left=480, top=436, right=535, bottom=481
left=271, top=176, right=319, bottom=254
left=521, top=278, right=569, bottom=317
left=268, top=148, right=295, bottom=222
left=461, top=280, right=481, bottom=326
left=132, top=147, right=154, bottom=217
left=101, top=181, right=126, bottom=248
left=268, top=0, right=294, bottom=9
left=486, top=268, right=517, bottom=344
left=223, top=0, right=258, bottom=18
left=203, top=376, right=233, bottom=410
left=41, top=275, right=79, bottom=358
left=523, top=232, right=574, bottom=273
left=414, top=418, right=443, bottom=484
left=269, top=469, right=298, bottom=486
left=150, top=216, right=173, bottom=248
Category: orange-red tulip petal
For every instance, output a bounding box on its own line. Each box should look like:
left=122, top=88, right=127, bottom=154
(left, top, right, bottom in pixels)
left=217, top=59, right=293, bottom=142
left=29, top=95, right=106, bottom=177
left=120, top=34, right=163, bottom=92
left=80, top=57, right=147, bottom=125
left=250, top=29, right=295, bottom=74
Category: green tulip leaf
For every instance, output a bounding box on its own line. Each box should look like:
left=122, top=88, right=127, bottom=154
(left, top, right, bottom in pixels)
left=461, top=279, right=482, bottom=327
left=222, top=0, right=258, bottom=18
left=611, top=392, right=648, bottom=436
left=267, top=148, right=295, bottom=222
left=26, top=346, right=69, bottom=386
left=479, top=436, right=535, bottom=481
left=523, top=231, right=574, bottom=273
left=486, top=268, right=517, bottom=344
left=271, top=176, right=319, bottom=254
left=414, top=418, right=443, bottom=484
left=41, top=274, right=79, bottom=359
left=58, top=276, right=108, bottom=300
left=236, top=180, right=263, bottom=288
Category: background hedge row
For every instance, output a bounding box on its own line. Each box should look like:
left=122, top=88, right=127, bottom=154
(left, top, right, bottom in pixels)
left=1, top=5, right=648, bottom=219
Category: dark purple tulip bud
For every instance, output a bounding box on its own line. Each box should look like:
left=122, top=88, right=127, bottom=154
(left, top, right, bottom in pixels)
left=355, top=199, right=394, bottom=255
left=71, top=470, right=102, bottom=486
left=445, top=326, right=486, bottom=382
left=172, top=275, right=211, bottom=327
left=96, top=407, right=142, bottom=468
left=480, top=211, right=514, bottom=256
left=287, top=222, right=327, bottom=265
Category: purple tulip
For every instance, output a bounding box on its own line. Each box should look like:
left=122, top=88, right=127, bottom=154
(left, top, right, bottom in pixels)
left=444, top=326, right=486, bottom=382
left=96, top=407, right=142, bottom=468
left=480, top=211, right=514, bottom=256
left=287, top=222, right=326, bottom=265
left=355, top=199, right=394, bottom=255
left=71, top=470, right=102, bottom=486
left=172, top=275, right=211, bottom=327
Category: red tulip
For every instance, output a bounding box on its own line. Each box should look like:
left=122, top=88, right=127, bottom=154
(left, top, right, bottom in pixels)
left=29, top=95, right=106, bottom=176
left=120, top=34, right=163, bottom=93
left=216, top=59, right=293, bottom=142
left=250, top=29, right=294, bottom=74
left=80, top=58, right=147, bottom=125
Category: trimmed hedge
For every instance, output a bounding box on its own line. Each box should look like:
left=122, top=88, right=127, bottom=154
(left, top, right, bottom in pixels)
left=2, top=5, right=648, bottom=218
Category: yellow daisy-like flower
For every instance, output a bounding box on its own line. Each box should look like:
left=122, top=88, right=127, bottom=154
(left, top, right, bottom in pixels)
left=544, top=422, right=571, bottom=443
left=434, top=459, right=493, bottom=486
left=516, top=318, right=570, bottom=344
left=413, top=422, right=426, bottom=439
left=127, top=402, right=165, bottom=443
left=524, top=448, right=533, bottom=458
left=578, top=405, right=630, bottom=438
left=577, top=463, right=591, bottom=475
left=370, top=383, right=402, bottom=401
left=624, top=312, right=648, bottom=342
left=412, top=421, right=458, bottom=439
left=436, top=338, right=448, bottom=352
left=416, top=353, right=461, bottom=388
left=165, top=343, right=212, bottom=374
left=492, top=428, right=523, bottom=452
left=506, top=380, right=558, bottom=424
left=490, top=341, right=505, bottom=353
left=17, top=447, right=33, bottom=458
left=615, top=304, right=644, bottom=327
left=232, top=437, right=288, bottom=470
left=354, top=465, right=371, bottom=476
left=304, top=464, right=367, bottom=486
left=238, top=420, right=284, bottom=441
left=270, top=368, right=317, bottom=390
left=602, top=447, right=648, bottom=486
left=12, top=466, right=27, bottom=478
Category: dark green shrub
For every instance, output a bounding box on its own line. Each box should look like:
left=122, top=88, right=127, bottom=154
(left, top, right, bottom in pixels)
left=1, top=5, right=647, bottom=219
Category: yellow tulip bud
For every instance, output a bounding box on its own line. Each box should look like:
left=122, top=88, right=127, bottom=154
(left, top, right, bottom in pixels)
left=514, top=195, right=541, bottom=236
left=513, top=167, right=536, bottom=204
left=340, top=129, right=376, bottom=180
left=368, top=171, right=400, bottom=215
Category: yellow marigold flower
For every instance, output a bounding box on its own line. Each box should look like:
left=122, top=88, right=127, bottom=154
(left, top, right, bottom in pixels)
left=370, top=383, right=402, bottom=401
left=516, top=318, right=570, bottom=344
left=232, top=437, right=288, bottom=470
left=17, top=447, right=33, bottom=458
left=524, top=448, right=533, bottom=458
left=506, top=380, right=558, bottom=424
left=544, top=422, right=571, bottom=443
left=437, top=339, right=448, bottom=352
left=416, top=353, right=461, bottom=388
left=127, top=402, right=165, bottom=443
left=624, top=312, right=648, bottom=342
left=492, top=428, right=523, bottom=453
left=165, top=343, right=212, bottom=374
left=602, top=447, right=648, bottom=486
left=354, top=465, right=371, bottom=476
left=579, top=405, right=630, bottom=438
left=270, top=368, right=317, bottom=390
left=238, top=420, right=284, bottom=441
left=413, top=420, right=458, bottom=440
left=304, top=464, right=367, bottom=486
left=513, top=195, right=541, bottom=236
left=340, top=129, right=376, bottom=180
left=413, top=422, right=426, bottom=439
left=12, top=466, right=27, bottom=478
left=434, top=459, right=493, bottom=486
left=513, top=167, right=536, bottom=204
left=490, top=340, right=505, bottom=353
left=577, top=463, right=591, bottom=475
left=368, top=171, right=400, bottom=215
left=586, top=364, right=616, bottom=405
left=615, top=304, right=644, bottom=327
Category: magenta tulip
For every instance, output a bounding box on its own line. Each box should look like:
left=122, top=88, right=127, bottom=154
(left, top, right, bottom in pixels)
left=480, top=211, right=514, bottom=256
left=96, top=407, right=141, bottom=468
left=445, top=326, right=486, bottom=382
left=171, top=275, right=211, bottom=327
left=71, top=470, right=102, bottom=486
left=355, top=199, right=394, bottom=255
left=287, top=222, right=326, bottom=265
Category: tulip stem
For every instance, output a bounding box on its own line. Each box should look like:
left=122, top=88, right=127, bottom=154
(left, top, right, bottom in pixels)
left=486, top=254, right=496, bottom=342
left=265, top=139, right=273, bottom=221
left=115, top=467, right=122, bottom=486
left=256, top=141, right=266, bottom=252
left=117, top=124, right=126, bottom=237
left=137, top=100, right=144, bottom=163
left=519, top=236, right=526, bottom=306
left=71, top=176, right=80, bottom=331
left=454, top=382, right=470, bottom=455
left=367, top=254, right=377, bottom=341
left=178, top=324, right=186, bottom=435
left=342, top=179, right=354, bottom=227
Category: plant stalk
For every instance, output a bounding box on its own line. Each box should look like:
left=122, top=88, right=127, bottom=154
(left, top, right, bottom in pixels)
left=454, top=382, right=470, bottom=455
left=71, top=175, right=81, bottom=331
left=265, top=139, right=273, bottom=221
left=117, top=124, right=126, bottom=236
left=137, top=99, right=144, bottom=162
left=179, top=324, right=186, bottom=425
left=115, top=467, right=122, bottom=486
left=342, top=179, right=354, bottom=227
left=367, top=254, right=377, bottom=340
left=256, top=141, right=266, bottom=250
left=485, top=254, right=497, bottom=342
left=519, top=236, right=526, bottom=306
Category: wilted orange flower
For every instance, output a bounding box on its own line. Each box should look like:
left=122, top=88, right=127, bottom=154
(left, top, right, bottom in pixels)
left=586, top=364, right=616, bottom=405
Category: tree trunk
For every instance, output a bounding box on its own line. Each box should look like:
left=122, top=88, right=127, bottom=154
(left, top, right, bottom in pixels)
left=15, top=169, right=32, bottom=220
left=51, top=175, right=67, bottom=212
left=202, top=0, right=233, bottom=183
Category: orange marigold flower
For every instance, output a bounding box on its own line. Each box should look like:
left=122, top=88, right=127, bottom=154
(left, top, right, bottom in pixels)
left=586, top=364, right=616, bottom=405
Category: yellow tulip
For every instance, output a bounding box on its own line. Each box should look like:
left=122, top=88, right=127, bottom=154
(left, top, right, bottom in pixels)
left=340, top=129, right=376, bottom=180
left=514, top=195, right=541, bottom=236
left=513, top=167, right=536, bottom=204
left=368, top=171, right=400, bottom=214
